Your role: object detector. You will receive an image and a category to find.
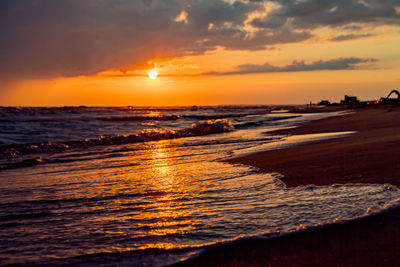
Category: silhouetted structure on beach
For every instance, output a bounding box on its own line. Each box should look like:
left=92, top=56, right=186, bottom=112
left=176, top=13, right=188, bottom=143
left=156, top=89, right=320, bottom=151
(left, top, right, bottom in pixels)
left=340, top=95, right=359, bottom=105
left=317, top=100, right=331, bottom=106
left=316, top=90, right=400, bottom=106
left=380, top=90, right=400, bottom=104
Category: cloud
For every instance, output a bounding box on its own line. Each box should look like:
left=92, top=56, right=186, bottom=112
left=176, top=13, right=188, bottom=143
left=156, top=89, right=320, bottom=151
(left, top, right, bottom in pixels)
left=329, top=33, right=376, bottom=42
left=0, top=0, right=396, bottom=80
left=204, top=57, right=377, bottom=75
left=0, top=0, right=311, bottom=79
left=254, top=0, right=400, bottom=29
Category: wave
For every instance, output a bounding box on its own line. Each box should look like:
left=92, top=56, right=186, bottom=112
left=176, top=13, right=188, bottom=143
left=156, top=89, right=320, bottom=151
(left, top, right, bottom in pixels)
left=101, top=115, right=180, bottom=122
left=0, top=211, right=54, bottom=222
left=0, top=119, right=234, bottom=166
left=182, top=114, right=255, bottom=120
left=234, top=115, right=301, bottom=129
left=174, top=195, right=400, bottom=266
left=0, top=191, right=169, bottom=210
left=99, top=113, right=273, bottom=123
left=20, top=196, right=400, bottom=267
left=0, top=106, right=91, bottom=115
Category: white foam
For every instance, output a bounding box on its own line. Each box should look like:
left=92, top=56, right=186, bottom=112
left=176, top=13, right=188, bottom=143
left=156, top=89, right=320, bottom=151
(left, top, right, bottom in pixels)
left=231, top=131, right=356, bottom=158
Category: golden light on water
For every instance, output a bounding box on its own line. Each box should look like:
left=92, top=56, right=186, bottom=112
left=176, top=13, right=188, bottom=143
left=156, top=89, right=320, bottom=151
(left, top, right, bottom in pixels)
left=148, top=69, right=158, bottom=80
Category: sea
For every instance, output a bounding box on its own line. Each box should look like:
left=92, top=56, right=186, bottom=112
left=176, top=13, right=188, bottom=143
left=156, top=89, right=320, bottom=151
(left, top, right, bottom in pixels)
left=0, top=105, right=399, bottom=266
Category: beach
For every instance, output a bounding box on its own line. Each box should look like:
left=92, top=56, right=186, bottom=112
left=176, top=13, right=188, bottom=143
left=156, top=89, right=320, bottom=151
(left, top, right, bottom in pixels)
left=229, top=105, right=400, bottom=188
left=177, top=105, right=400, bottom=266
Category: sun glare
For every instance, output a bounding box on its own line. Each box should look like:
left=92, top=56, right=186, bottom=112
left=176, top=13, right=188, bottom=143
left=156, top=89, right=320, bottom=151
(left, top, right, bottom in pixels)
left=148, top=69, right=158, bottom=80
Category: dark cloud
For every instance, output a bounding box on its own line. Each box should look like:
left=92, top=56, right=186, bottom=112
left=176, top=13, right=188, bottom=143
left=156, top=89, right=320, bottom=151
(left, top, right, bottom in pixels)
left=330, top=33, right=376, bottom=42
left=203, top=25, right=311, bottom=51
left=251, top=13, right=287, bottom=29
left=0, top=0, right=396, bottom=79
left=254, top=0, right=400, bottom=29
left=204, top=57, right=377, bottom=75
left=0, top=0, right=311, bottom=79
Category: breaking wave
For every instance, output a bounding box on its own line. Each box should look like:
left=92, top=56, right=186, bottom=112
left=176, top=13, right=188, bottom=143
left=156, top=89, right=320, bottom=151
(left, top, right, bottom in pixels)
left=0, top=119, right=234, bottom=161
left=234, top=115, right=302, bottom=129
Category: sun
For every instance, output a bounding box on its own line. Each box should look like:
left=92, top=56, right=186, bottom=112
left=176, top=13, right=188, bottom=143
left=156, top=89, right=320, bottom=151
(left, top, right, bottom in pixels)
left=148, top=69, right=158, bottom=80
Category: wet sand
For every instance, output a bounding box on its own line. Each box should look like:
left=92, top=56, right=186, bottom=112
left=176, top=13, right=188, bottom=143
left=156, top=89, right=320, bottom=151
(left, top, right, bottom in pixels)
left=229, top=105, right=400, bottom=187
left=176, top=105, right=400, bottom=266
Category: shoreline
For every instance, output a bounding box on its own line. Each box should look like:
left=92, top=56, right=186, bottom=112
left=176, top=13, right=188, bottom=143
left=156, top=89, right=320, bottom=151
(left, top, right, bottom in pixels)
left=228, top=105, right=400, bottom=188
left=177, top=105, right=400, bottom=266
left=175, top=207, right=400, bottom=267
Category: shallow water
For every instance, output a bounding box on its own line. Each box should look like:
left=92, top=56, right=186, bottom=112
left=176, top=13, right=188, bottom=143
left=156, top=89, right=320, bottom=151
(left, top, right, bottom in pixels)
left=0, top=106, right=399, bottom=266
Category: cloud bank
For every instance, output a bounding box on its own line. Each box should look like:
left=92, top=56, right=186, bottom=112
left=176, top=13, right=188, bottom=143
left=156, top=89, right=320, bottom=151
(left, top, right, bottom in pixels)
left=204, top=57, right=377, bottom=75
left=329, top=33, right=376, bottom=42
left=0, top=0, right=398, bottom=79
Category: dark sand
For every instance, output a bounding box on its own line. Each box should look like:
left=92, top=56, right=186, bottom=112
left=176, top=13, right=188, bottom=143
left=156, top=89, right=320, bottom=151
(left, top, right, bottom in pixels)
left=175, top=105, right=400, bottom=267
left=229, top=106, right=400, bottom=187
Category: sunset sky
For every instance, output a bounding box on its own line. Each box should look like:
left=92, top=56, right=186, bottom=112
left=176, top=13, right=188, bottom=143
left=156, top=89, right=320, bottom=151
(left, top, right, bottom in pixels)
left=1, top=0, right=399, bottom=106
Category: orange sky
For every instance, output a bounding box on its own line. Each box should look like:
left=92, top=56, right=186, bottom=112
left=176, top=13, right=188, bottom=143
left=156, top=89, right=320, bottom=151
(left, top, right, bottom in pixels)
left=1, top=1, right=399, bottom=106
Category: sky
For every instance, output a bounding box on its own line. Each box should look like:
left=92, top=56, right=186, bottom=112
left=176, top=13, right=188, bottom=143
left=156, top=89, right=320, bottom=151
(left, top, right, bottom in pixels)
left=0, top=0, right=399, bottom=106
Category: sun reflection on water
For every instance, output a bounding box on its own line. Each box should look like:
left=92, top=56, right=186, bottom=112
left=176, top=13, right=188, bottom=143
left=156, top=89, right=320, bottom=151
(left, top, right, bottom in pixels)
left=125, top=140, right=198, bottom=240
left=148, top=140, right=175, bottom=188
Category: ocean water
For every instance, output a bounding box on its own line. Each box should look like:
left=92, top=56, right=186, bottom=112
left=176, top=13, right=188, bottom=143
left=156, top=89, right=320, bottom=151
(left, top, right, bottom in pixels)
left=0, top=106, right=399, bottom=266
